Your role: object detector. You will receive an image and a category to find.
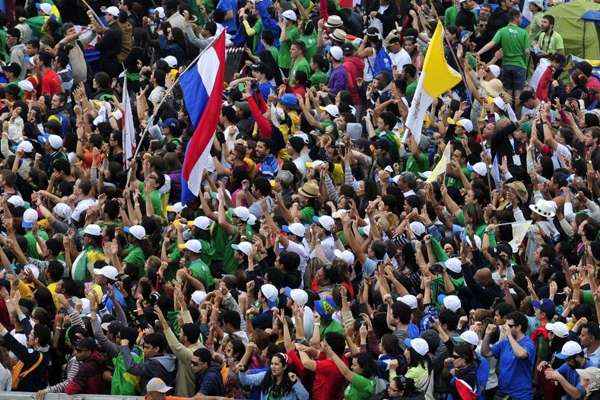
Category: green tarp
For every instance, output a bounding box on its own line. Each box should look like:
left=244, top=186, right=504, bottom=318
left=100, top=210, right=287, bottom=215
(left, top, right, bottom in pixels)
left=545, top=0, right=600, bottom=59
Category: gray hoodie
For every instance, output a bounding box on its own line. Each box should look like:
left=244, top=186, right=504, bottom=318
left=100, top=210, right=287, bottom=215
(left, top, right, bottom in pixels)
left=120, top=346, right=177, bottom=394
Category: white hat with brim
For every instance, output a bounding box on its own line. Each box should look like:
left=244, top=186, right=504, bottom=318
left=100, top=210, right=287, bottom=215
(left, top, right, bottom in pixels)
left=231, top=241, right=253, bottom=256
left=443, top=295, right=462, bottom=312
left=83, top=224, right=102, bottom=236
left=189, top=216, right=212, bottom=230
left=529, top=199, right=556, bottom=219
left=472, top=162, right=488, bottom=177
left=282, top=223, right=305, bottom=238
left=444, top=257, right=463, bottom=274
left=325, top=15, right=343, bottom=28
left=260, top=283, right=278, bottom=301
left=333, top=249, right=355, bottom=265
left=408, top=338, right=429, bottom=356
left=94, top=265, right=118, bottom=281
left=191, top=290, right=207, bottom=305
left=459, top=330, right=480, bottom=346
left=282, top=9, right=297, bottom=21
left=546, top=321, right=569, bottom=338
left=7, top=195, right=24, bottom=208
left=181, top=239, right=202, bottom=254
left=104, top=6, right=120, bottom=17
left=397, top=294, right=418, bottom=309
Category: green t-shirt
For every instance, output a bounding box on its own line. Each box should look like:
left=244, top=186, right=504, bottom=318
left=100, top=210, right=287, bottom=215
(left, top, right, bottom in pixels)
left=123, top=245, right=146, bottom=276
left=289, top=56, right=310, bottom=85
left=137, top=182, right=164, bottom=216
left=492, top=23, right=529, bottom=68
left=24, top=230, right=49, bottom=259
left=0, top=29, right=8, bottom=63
left=300, top=206, right=315, bottom=223
left=444, top=5, right=458, bottom=27
left=299, top=32, right=318, bottom=60
left=278, top=25, right=300, bottom=69
left=537, top=30, right=564, bottom=55
left=212, top=224, right=238, bottom=274
left=321, top=319, right=344, bottom=336
left=406, top=80, right=417, bottom=102
left=188, top=258, right=214, bottom=289
left=344, top=374, right=375, bottom=400
left=310, top=70, right=328, bottom=87
left=405, top=153, right=430, bottom=173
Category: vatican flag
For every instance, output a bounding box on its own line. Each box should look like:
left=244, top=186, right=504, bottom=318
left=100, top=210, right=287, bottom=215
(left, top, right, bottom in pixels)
left=404, top=20, right=462, bottom=145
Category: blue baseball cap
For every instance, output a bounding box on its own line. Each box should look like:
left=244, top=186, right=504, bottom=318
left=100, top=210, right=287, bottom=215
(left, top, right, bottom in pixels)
left=278, top=93, right=299, bottom=109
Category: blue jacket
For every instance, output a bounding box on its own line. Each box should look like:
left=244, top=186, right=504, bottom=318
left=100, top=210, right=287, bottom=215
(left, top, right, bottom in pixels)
left=196, top=362, right=225, bottom=396
left=239, top=370, right=310, bottom=400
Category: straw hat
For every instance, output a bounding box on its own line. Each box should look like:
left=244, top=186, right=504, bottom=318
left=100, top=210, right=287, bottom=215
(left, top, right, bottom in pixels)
left=298, top=180, right=319, bottom=198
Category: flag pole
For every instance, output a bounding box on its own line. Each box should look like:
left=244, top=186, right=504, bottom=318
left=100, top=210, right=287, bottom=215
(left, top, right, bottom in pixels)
left=125, top=30, right=224, bottom=187
left=79, top=0, right=106, bottom=28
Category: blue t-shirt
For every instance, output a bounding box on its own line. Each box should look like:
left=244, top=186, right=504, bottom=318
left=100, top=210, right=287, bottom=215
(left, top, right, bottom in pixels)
left=216, top=0, right=238, bottom=34
left=491, top=335, right=536, bottom=400
left=362, top=257, right=378, bottom=277
left=557, top=362, right=586, bottom=400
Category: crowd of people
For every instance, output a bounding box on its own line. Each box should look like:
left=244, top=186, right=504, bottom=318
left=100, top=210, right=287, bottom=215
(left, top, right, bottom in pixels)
left=0, top=0, right=598, bottom=399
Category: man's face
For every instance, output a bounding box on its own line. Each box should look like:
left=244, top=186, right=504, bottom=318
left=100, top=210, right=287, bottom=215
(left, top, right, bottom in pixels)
left=51, top=95, right=62, bottom=109
left=74, top=347, right=91, bottom=362
left=145, top=392, right=166, bottom=400
left=255, top=142, right=268, bottom=158
left=507, top=319, right=520, bottom=336
left=25, top=44, right=37, bottom=56
left=290, top=44, right=300, bottom=59
left=580, top=327, right=592, bottom=347
left=191, top=356, right=207, bottom=374
left=143, top=342, right=158, bottom=358
left=540, top=18, right=551, bottom=31
left=7, top=35, right=17, bottom=47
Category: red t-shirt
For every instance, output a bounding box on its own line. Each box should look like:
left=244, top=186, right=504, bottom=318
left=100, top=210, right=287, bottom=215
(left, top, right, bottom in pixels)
left=41, top=69, right=62, bottom=96
left=286, top=349, right=348, bottom=400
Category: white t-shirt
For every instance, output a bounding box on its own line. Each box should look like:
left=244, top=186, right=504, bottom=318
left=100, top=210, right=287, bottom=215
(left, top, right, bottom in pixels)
left=551, top=142, right=572, bottom=170
left=388, top=48, right=412, bottom=70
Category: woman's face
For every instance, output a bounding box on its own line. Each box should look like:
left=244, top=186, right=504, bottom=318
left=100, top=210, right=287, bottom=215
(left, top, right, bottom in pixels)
left=270, top=356, right=284, bottom=377
left=224, top=341, right=234, bottom=358
left=351, top=358, right=363, bottom=374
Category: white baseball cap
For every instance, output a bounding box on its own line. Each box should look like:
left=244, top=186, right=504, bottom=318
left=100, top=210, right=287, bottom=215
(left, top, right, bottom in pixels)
left=546, top=321, right=569, bottom=338
left=163, top=55, right=178, bottom=68
left=94, top=265, right=118, bottom=281
left=329, top=46, right=344, bottom=61
left=556, top=341, right=583, bottom=359
left=443, top=295, right=462, bottom=312
left=397, top=294, right=418, bottom=310
left=409, top=338, right=429, bottom=356
left=146, top=377, right=172, bottom=394
left=124, top=225, right=146, bottom=240
left=320, top=103, right=340, bottom=117
left=409, top=221, right=426, bottom=236
left=472, top=162, right=488, bottom=177
left=22, top=208, right=38, bottom=229
left=444, top=257, right=462, bottom=274
left=182, top=239, right=202, bottom=254
left=16, top=140, right=33, bottom=153
left=52, top=203, right=72, bottom=220
left=281, top=9, right=297, bottom=21
left=191, top=290, right=207, bottom=305
left=47, top=134, right=63, bottom=150
left=104, top=6, right=120, bottom=17
left=37, top=3, right=52, bottom=15
left=260, top=283, right=278, bottom=301
left=166, top=202, right=186, bottom=213
left=231, top=241, right=253, bottom=256
left=152, top=6, right=166, bottom=18
left=459, top=330, right=480, bottom=346
left=190, top=216, right=212, bottom=230
left=232, top=206, right=256, bottom=225
left=290, top=288, right=308, bottom=307
left=282, top=222, right=305, bottom=238
left=457, top=119, right=473, bottom=133
left=7, top=195, right=24, bottom=208
left=333, top=249, right=355, bottom=265
left=17, top=80, right=34, bottom=92
left=313, top=215, right=335, bottom=231
left=83, top=224, right=102, bottom=236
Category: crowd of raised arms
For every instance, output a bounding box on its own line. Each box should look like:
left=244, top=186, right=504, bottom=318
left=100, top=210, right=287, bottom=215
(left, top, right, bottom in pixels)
left=0, top=0, right=598, bottom=399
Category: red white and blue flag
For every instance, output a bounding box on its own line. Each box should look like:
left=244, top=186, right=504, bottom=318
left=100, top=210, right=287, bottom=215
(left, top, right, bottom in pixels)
left=180, top=31, right=226, bottom=203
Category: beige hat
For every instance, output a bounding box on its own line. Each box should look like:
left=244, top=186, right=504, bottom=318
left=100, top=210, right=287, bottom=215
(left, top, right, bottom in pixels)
left=481, top=78, right=504, bottom=97
left=330, top=29, right=347, bottom=43
left=325, top=15, right=343, bottom=28
left=298, top=180, right=319, bottom=198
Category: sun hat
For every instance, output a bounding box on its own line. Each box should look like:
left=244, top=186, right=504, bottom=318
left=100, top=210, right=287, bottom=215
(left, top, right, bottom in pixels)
left=16, top=140, right=33, bottom=154
left=232, top=206, right=257, bottom=225
left=487, top=64, right=501, bottom=78
left=472, top=162, right=488, bottom=177
left=325, top=15, right=343, bottom=28
left=260, top=283, right=278, bottom=302
left=298, top=180, right=319, bottom=197
left=481, top=78, right=504, bottom=97
left=289, top=288, right=309, bottom=307
left=529, top=199, right=557, bottom=219
left=330, top=28, right=347, bottom=42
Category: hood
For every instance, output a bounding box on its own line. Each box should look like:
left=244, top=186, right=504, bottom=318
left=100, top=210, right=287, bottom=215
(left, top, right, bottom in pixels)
left=152, top=353, right=177, bottom=372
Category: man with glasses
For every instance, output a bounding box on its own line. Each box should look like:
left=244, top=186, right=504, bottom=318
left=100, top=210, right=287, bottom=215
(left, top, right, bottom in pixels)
left=481, top=311, right=536, bottom=400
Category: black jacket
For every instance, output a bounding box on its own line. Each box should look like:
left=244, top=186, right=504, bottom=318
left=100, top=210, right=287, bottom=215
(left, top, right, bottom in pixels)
left=95, top=20, right=123, bottom=77
left=3, top=332, right=49, bottom=392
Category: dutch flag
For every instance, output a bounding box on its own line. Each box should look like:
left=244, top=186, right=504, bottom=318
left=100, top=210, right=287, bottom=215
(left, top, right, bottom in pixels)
left=180, top=31, right=226, bottom=204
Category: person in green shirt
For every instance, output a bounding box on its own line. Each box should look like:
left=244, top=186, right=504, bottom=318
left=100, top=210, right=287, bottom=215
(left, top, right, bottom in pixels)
left=122, top=225, right=147, bottom=278
left=324, top=344, right=378, bottom=400
left=444, top=0, right=459, bottom=27
left=298, top=20, right=318, bottom=60
left=477, top=9, right=529, bottom=95
left=404, top=131, right=430, bottom=173
left=310, top=53, right=329, bottom=87
left=535, top=15, right=564, bottom=56
left=288, top=41, right=310, bottom=86
left=180, top=239, right=215, bottom=289
left=277, top=9, right=300, bottom=71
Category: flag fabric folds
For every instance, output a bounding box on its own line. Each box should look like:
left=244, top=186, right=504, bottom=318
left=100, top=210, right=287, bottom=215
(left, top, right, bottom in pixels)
left=427, top=142, right=452, bottom=183
left=122, top=77, right=136, bottom=168
left=404, top=20, right=462, bottom=144
left=509, top=220, right=533, bottom=253
left=180, top=31, right=226, bottom=204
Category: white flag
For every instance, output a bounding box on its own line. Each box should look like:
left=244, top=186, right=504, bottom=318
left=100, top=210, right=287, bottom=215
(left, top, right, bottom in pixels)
left=426, top=142, right=452, bottom=183
left=509, top=220, right=533, bottom=253
left=122, top=77, right=136, bottom=168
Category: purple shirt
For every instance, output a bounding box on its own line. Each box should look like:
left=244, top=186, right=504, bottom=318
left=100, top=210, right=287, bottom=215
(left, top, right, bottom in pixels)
left=328, top=64, right=348, bottom=96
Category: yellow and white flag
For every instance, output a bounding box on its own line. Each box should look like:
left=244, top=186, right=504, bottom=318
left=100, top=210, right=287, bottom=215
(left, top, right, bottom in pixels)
left=403, top=20, right=462, bottom=145
left=426, top=142, right=452, bottom=183
left=509, top=220, right=533, bottom=252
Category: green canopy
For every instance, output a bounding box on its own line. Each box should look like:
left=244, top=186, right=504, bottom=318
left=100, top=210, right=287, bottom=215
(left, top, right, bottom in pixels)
left=545, top=0, right=600, bottom=59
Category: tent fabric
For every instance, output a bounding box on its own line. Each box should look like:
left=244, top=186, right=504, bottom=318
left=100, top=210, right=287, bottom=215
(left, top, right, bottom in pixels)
left=545, top=0, right=600, bottom=59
